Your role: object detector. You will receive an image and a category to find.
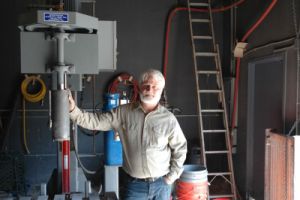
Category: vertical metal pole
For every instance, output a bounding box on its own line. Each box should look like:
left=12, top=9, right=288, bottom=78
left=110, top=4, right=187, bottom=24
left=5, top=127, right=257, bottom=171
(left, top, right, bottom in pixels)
left=52, top=32, right=71, bottom=194
left=85, top=181, right=91, bottom=198
left=57, top=33, right=65, bottom=66
left=73, top=92, right=78, bottom=148
left=292, top=0, right=300, bottom=135
left=62, top=140, right=70, bottom=193
left=64, top=0, right=81, bottom=12
left=57, top=142, right=62, bottom=193
left=296, top=38, right=300, bottom=135
left=71, top=91, right=79, bottom=192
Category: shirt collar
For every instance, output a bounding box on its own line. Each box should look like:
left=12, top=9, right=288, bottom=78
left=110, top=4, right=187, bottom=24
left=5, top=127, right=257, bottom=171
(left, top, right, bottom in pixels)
left=133, top=101, right=162, bottom=114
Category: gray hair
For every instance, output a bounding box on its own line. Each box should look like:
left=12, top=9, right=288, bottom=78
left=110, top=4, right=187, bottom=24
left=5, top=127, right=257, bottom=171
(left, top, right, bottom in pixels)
left=139, top=69, right=165, bottom=88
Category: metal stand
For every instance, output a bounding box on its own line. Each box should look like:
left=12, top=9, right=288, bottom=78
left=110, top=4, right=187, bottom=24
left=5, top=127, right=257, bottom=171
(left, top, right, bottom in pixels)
left=104, top=165, right=119, bottom=199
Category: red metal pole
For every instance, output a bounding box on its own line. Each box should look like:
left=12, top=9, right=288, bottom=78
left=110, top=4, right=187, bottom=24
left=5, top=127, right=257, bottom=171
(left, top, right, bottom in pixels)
left=62, top=140, right=70, bottom=193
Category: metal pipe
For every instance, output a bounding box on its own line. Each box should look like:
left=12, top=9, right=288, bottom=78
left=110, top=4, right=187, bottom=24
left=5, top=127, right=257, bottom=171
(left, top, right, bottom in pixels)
left=65, top=0, right=81, bottom=12
left=296, top=38, right=300, bottom=135
left=52, top=90, right=70, bottom=141
left=41, top=183, right=47, bottom=196
left=49, top=90, right=52, bottom=128
left=73, top=92, right=78, bottom=148
left=62, top=140, right=70, bottom=193
left=56, top=33, right=67, bottom=66
left=85, top=181, right=91, bottom=198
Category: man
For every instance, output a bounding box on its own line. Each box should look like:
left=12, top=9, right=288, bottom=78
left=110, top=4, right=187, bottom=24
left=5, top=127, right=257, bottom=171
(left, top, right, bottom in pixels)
left=69, top=69, right=187, bottom=200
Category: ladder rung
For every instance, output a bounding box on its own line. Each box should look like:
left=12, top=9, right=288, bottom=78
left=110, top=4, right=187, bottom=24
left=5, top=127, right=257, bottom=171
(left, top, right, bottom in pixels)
left=203, top=129, right=226, bottom=133
left=208, top=172, right=232, bottom=176
left=205, top=150, right=229, bottom=154
left=190, top=2, right=209, bottom=7
left=201, top=109, right=224, bottom=113
left=195, top=52, right=217, bottom=57
left=193, top=35, right=213, bottom=40
left=209, top=194, right=235, bottom=199
left=197, top=70, right=219, bottom=74
left=191, top=19, right=210, bottom=23
left=199, top=89, right=221, bottom=93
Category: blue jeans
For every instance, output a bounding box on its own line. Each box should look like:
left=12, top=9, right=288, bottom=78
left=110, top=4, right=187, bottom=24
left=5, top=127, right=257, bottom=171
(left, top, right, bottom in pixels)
left=123, top=176, right=172, bottom=200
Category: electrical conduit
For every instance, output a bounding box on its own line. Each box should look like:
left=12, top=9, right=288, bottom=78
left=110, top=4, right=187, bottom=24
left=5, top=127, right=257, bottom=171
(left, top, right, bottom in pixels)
left=231, top=0, right=278, bottom=131
left=163, top=0, right=246, bottom=79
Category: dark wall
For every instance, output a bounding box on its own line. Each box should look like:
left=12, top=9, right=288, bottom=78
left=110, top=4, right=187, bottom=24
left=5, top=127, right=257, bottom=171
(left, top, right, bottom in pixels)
left=235, top=0, right=299, bottom=199
left=4, top=0, right=297, bottom=198
left=0, top=0, right=228, bottom=194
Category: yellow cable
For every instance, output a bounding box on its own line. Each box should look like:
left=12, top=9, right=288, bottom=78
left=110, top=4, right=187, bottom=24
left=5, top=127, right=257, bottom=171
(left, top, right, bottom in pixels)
left=21, top=75, right=46, bottom=154
left=22, top=97, right=30, bottom=154
left=21, top=75, right=46, bottom=103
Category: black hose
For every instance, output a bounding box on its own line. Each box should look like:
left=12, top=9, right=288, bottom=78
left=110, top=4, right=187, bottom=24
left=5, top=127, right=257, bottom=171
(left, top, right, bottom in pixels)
left=72, top=129, right=98, bottom=174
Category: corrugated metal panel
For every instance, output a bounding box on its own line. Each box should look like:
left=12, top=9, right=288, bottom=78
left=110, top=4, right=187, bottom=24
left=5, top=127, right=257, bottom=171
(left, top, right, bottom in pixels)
left=264, top=129, right=294, bottom=200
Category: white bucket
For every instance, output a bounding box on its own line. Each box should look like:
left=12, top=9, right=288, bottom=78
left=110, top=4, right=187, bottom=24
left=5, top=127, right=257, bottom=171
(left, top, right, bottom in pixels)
left=180, top=164, right=208, bottom=183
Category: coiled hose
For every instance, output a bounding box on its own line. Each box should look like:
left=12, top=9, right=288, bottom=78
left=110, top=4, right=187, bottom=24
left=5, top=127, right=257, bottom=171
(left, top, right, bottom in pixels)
left=21, top=75, right=46, bottom=102
left=21, top=75, right=47, bottom=154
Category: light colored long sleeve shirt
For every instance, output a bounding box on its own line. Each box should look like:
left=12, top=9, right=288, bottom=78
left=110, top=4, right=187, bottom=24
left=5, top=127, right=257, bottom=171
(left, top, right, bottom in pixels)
left=70, top=102, right=187, bottom=183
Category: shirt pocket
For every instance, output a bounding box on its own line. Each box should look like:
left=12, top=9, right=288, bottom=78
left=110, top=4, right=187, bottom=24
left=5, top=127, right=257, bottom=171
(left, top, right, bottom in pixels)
left=149, top=125, right=167, bottom=149
left=122, top=123, right=138, bottom=137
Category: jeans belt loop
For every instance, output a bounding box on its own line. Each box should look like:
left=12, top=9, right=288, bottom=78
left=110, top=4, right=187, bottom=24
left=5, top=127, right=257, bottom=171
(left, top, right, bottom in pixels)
left=133, top=176, right=160, bottom=182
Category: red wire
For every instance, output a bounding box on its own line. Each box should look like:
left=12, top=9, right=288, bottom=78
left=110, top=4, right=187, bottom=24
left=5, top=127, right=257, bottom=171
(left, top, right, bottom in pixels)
left=211, top=0, right=245, bottom=13
left=163, top=7, right=186, bottom=79
left=161, top=0, right=278, bottom=132
left=241, top=0, right=277, bottom=42
left=163, top=0, right=246, bottom=79
left=231, top=0, right=278, bottom=131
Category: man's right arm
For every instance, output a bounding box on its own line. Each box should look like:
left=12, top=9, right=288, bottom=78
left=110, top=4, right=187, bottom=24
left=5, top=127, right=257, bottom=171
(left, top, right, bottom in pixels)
left=70, top=106, right=119, bottom=131
left=69, top=94, right=119, bottom=131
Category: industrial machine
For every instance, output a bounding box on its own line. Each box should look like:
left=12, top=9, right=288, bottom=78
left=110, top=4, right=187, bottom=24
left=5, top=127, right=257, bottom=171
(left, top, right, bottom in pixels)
left=19, top=9, right=117, bottom=199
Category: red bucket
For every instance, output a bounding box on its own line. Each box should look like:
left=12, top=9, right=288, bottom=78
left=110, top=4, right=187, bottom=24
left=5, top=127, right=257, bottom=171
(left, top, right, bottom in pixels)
left=176, top=165, right=208, bottom=200
left=176, top=179, right=208, bottom=200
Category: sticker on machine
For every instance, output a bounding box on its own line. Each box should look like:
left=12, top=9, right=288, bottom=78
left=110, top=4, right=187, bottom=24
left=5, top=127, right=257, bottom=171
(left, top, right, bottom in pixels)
left=44, top=12, right=69, bottom=23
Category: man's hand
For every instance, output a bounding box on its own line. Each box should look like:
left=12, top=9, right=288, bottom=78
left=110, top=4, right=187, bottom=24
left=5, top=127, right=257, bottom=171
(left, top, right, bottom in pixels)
left=163, top=176, right=172, bottom=185
left=68, top=91, right=76, bottom=112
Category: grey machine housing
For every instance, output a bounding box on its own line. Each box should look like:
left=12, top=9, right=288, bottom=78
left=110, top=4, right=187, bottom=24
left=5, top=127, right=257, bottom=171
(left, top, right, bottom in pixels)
left=18, top=10, right=118, bottom=141
left=19, top=10, right=117, bottom=85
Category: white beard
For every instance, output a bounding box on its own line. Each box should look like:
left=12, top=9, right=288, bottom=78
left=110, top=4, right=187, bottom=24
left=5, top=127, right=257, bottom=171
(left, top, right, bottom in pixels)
left=139, top=93, right=161, bottom=105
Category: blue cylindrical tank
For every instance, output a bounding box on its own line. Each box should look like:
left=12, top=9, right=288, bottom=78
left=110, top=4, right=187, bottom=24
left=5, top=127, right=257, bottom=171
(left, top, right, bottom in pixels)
left=103, top=93, right=123, bottom=166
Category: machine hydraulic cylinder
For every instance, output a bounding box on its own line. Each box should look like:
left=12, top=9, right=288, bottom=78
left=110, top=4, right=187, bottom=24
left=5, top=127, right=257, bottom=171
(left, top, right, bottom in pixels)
left=52, top=90, right=70, bottom=141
